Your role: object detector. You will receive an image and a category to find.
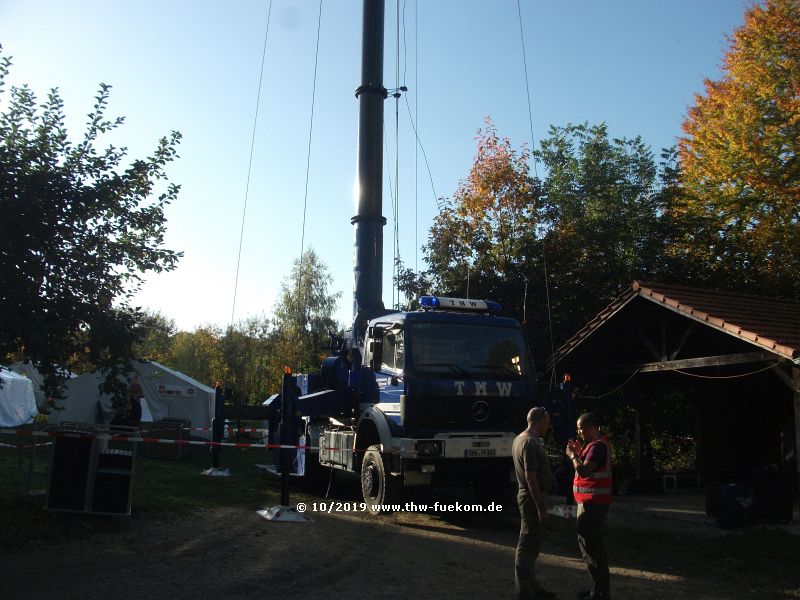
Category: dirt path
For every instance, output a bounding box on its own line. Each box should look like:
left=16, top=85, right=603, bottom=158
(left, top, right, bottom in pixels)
left=1, top=496, right=755, bottom=600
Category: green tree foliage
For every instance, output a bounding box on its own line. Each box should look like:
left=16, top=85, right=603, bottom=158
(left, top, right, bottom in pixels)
left=268, top=249, right=340, bottom=388
left=406, top=120, right=671, bottom=371
left=144, top=316, right=272, bottom=405
left=394, top=258, right=432, bottom=310
left=0, top=49, right=182, bottom=398
left=170, top=326, right=224, bottom=387
left=219, top=315, right=273, bottom=405
left=535, top=123, right=667, bottom=343
left=583, top=388, right=697, bottom=476
left=126, top=252, right=339, bottom=404
left=425, top=120, right=539, bottom=307
left=677, top=0, right=800, bottom=297
left=133, top=310, right=177, bottom=365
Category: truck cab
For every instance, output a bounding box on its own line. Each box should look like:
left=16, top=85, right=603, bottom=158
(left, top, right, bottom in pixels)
left=311, top=296, right=535, bottom=512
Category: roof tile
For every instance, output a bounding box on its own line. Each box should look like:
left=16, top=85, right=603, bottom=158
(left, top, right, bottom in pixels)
left=555, top=281, right=800, bottom=362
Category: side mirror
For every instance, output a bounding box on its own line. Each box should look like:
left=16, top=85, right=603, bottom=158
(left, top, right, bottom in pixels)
left=369, top=338, right=383, bottom=372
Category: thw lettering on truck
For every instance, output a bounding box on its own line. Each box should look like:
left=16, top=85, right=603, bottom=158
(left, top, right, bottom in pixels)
left=453, top=381, right=513, bottom=396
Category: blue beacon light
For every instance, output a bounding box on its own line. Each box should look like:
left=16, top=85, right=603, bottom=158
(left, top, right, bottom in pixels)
left=419, top=295, right=439, bottom=308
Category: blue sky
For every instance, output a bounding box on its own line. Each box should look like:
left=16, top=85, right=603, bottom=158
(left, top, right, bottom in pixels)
left=1, top=0, right=749, bottom=331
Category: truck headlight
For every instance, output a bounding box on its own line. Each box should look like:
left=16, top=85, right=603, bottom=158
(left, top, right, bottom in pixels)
left=415, top=440, right=443, bottom=457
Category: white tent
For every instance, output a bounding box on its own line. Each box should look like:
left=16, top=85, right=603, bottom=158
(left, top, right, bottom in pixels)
left=6, top=361, right=76, bottom=410
left=50, top=361, right=215, bottom=438
left=0, top=367, right=38, bottom=427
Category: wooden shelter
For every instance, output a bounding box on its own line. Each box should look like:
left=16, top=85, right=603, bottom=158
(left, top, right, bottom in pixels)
left=552, top=281, right=799, bottom=503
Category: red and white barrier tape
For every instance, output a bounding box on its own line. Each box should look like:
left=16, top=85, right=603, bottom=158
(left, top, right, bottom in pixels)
left=182, top=427, right=268, bottom=433
left=0, top=429, right=359, bottom=452
left=0, top=441, right=53, bottom=449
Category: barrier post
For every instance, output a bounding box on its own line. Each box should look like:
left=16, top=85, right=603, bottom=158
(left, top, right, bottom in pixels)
left=212, top=383, right=224, bottom=468
left=256, top=367, right=312, bottom=522
left=202, top=383, right=230, bottom=477
left=278, top=369, right=298, bottom=506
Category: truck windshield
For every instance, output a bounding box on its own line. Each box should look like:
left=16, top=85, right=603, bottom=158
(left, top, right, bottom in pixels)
left=409, top=322, right=532, bottom=377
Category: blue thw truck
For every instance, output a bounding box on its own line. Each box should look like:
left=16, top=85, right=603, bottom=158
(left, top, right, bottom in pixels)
left=267, top=0, right=571, bottom=514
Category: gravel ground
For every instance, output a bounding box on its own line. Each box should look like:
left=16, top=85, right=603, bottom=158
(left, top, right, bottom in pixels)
left=7, top=486, right=793, bottom=600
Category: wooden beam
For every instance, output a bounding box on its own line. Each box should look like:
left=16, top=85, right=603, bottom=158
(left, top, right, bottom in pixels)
left=669, top=323, right=695, bottom=361
left=770, top=364, right=796, bottom=391
left=637, top=327, right=661, bottom=361
left=587, top=350, right=780, bottom=376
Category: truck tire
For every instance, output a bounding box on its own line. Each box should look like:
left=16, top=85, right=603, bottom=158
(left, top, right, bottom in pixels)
left=361, top=446, right=401, bottom=514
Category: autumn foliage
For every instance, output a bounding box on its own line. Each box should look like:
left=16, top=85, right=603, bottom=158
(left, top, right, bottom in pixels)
left=408, top=0, right=800, bottom=367
left=678, top=0, right=800, bottom=294
left=416, top=120, right=672, bottom=368
left=425, top=120, right=537, bottom=295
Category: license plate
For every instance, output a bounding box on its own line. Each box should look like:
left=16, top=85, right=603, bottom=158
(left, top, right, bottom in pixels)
left=465, top=448, right=496, bottom=458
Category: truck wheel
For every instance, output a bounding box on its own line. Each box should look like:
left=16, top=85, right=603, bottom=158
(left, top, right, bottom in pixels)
left=361, top=446, right=400, bottom=514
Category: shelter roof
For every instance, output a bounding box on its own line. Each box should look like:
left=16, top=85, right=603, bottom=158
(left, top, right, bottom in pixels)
left=555, top=281, right=800, bottom=364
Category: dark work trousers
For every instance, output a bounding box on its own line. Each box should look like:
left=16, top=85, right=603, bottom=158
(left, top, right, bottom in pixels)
left=577, top=502, right=610, bottom=598
left=515, top=492, right=545, bottom=600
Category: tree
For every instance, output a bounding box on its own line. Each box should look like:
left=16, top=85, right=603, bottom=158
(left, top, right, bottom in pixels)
left=414, top=120, right=670, bottom=371
left=133, top=310, right=177, bottom=365
left=424, top=119, right=540, bottom=315
left=218, top=315, right=273, bottom=405
left=170, top=326, right=224, bottom=386
left=0, top=49, right=182, bottom=398
left=394, top=258, right=432, bottom=310
left=268, top=249, right=340, bottom=388
left=535, top=122, right=667, bottom=344
left=677, top=0, right=800, bottom=297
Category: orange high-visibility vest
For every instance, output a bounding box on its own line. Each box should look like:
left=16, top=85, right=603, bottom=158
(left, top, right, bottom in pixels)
left=573, top=435, right=612, bottom=504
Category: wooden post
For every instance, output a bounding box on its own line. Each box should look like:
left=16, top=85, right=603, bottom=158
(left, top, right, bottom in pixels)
left=694, top=394, right=704, bottom=485
left=634, top=400, right=644, bottom=479
left=630, top=384, right=650, bottom=480
left=793, top=366, right=800, bottom=510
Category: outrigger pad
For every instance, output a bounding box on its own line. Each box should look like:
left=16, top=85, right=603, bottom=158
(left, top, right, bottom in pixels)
left=201, top=467, right=232, bottom=477
left=257, top=505, right=314, bottom=522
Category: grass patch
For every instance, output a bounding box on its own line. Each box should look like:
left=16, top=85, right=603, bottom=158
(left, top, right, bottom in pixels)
left=0, top=438, right=288, bottom=552
left=133, top=443, right=280, bottom=513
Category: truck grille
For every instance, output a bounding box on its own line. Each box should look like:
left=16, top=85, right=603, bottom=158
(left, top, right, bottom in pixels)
left=402, top=395, right=528, bottom=434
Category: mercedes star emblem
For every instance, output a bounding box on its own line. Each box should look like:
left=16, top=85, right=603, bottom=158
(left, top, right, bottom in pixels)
left=471, top=400, right=490, bottom=422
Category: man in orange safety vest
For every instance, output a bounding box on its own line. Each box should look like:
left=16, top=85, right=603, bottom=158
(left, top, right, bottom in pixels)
left=566, top=412, right=612, bottom=600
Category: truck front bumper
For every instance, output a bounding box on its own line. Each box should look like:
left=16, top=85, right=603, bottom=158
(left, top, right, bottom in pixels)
left=398, top=432, right=515, bottom=459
